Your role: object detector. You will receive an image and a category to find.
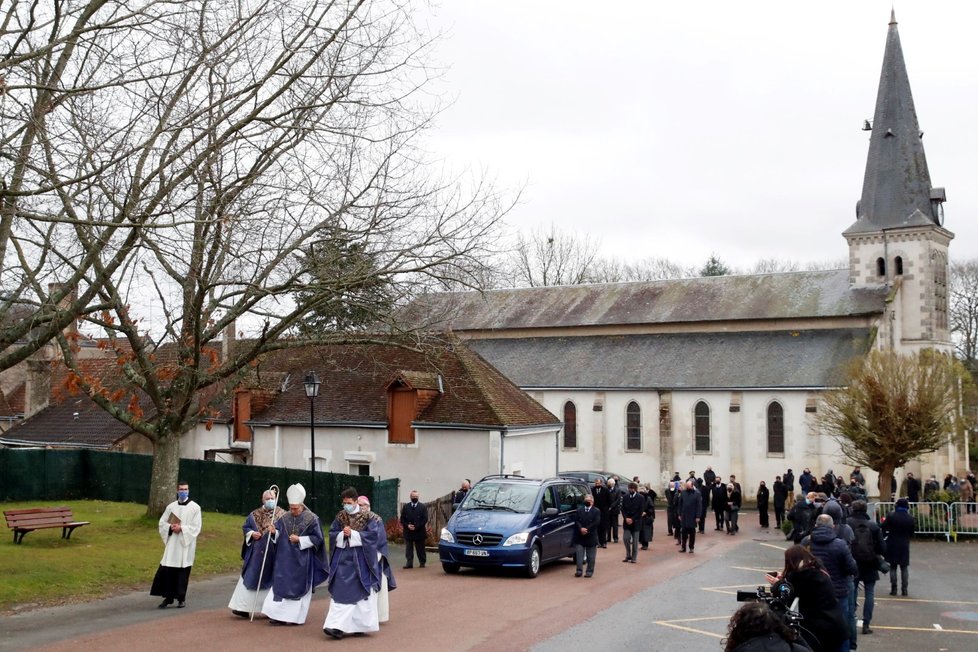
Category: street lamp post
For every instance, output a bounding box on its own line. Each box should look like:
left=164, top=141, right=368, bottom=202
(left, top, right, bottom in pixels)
left=303, top=371, right=321, bottom=516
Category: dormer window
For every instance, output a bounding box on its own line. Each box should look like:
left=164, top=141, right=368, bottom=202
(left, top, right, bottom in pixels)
left=385, top=371, right=442, bottom=445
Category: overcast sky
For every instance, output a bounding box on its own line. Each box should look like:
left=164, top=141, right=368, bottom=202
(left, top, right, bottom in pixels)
left=417, top=1, right=978, bottom=272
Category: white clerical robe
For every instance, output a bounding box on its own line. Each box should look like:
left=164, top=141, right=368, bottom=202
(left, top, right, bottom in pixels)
left=157, top=500, right=201, bottom=567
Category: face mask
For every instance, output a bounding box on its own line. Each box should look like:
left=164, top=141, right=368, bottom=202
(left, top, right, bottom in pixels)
left=264, top=500, right=276, bottom=510
left=411, top=498, right=418, bottom=504
left=177, top=490, right=189, bottom=501
left=343, top=503, right=357, bottom=514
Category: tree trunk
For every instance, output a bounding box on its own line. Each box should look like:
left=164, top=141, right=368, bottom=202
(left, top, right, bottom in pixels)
left=878, top=464, right=895, bottom=502
left=147, top=434, right=181, bottom=517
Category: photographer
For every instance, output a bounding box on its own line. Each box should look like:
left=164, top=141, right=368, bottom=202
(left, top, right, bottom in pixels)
left=724, top=602, right=811, bottom=651
left=768, top=545, right=848, bottom=652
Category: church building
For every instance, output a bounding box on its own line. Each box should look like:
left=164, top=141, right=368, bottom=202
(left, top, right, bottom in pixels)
left=406, top=13, right=963, bottom=497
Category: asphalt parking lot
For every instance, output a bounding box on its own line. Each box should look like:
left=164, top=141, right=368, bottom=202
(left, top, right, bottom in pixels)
left=535, top=529, right=978, bottom=651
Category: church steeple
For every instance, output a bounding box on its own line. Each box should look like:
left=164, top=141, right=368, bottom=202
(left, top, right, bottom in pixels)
left=846, top=10, right=945, bottom=234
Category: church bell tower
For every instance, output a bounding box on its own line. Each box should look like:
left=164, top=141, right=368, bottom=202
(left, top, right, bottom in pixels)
left=844, top=11, right=954, bottom=352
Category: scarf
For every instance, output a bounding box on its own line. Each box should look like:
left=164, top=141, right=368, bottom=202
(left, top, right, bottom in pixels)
left=336, top=508, right=378, bottom=531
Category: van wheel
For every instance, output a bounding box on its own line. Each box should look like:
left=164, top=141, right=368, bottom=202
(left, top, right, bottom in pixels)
left=524, top=546, right=541, bottom=578
left=442, top=562, right=460, bottom=574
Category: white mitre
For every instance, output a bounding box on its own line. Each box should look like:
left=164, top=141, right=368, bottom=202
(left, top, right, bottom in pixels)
left=286, top=483, right=306, bottom=505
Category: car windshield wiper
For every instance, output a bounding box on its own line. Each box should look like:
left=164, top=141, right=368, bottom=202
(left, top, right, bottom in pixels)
left=491, top=505, right=520, bottom=512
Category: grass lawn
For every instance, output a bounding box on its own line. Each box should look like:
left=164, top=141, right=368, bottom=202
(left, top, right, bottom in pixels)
left=0, top=500, right=245, bottom=613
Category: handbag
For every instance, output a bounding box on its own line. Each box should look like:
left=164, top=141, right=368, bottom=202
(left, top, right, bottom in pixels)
left=876, top=555, right=890, bottom=574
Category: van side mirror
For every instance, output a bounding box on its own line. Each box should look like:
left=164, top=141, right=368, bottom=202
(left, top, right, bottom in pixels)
left=543, top=507, right=559, bottom=517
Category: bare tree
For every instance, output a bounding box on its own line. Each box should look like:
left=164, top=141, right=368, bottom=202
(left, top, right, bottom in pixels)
left=817, top=349, right=967, bottom=501
left=950, top=259, right=978, bottom=371
left=504, top=223, right=600, bottom=287
left=588, top=256, right=695, bottom=283
left=3, top=1, right=508, bottom=515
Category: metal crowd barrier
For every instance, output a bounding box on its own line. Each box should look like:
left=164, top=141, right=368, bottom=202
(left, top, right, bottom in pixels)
left=869, top=501, right=952, bottom=542
left=951, top=501, right=978, bottom=539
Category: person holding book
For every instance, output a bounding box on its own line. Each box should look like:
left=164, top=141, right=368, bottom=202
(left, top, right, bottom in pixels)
left=151, top=480, right=202, bottom=608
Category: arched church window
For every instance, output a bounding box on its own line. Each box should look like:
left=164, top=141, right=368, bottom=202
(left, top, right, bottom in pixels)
left=563, top=401, right=577, bottom=449
left=767, top=402, right=784, bottom=455
left=876, top=257, right=886, bottom=277
left=894, top=256, right=903, bottom=275
left=694, top=401, right=711, bottom=453
left=626, top=401, right=642, bottom=451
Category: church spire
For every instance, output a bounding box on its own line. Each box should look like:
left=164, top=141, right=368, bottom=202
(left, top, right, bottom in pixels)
left=847, top=11, right=944, bottom=234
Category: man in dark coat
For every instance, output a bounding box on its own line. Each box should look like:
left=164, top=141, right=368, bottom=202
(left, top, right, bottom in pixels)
left=711, top=478, right=727, bottom=531
left=591, top=478, right=611, bottom=548
left=783, top=468, right=795, bottom=509
left=772, top=476, right=788, bottom=527
left=807, top=513, right=857, bottom=645
left=573, top=493, right=601, bottom=577
left=606, top=477, right=622, bottom=544
left=619, top=482, right=645, bottom=563
left=399, top=489, right=428, bottom=569
left=665, top=480, right=680, bottom=537
left=638, top=485, right=655, bottom=550
left=904, top=472, right=922, bottom=502
left=787, top=492, right=816, bottom=543
left=677, top=481, right=702, bottom=553
left=798, top=468, right=814, bottom=495
left=756, top=480, right=770, bottom=528
left=882, top=498, right=915, bottom=596
left=697, top=478, right=710, bottom=534
left=703, top=466, right=716, bottom=487
left=849, top=500, right=886, bottom=635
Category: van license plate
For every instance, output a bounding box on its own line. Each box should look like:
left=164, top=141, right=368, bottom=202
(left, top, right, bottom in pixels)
left=464, top=549, right=489, bottom=556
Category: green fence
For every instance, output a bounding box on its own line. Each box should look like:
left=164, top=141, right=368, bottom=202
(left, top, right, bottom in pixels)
left=0, top=448, right=398, bottom=519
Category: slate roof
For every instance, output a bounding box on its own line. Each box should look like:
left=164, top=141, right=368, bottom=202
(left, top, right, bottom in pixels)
left=846, top=11, right=941, bottom=235
left=248, top=338, right=559, bottom=430
left=466, top=329, right=875, bottom=390
left=0, top=394, right=138, bottom=448
left=402, top=270, right=887, bottom=333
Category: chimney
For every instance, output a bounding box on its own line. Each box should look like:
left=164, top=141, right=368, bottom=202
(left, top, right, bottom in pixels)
left=47, top=282, right=78, bottom=338
left=23, top=359, right=51, bottom=418
left=222, top=319, right=236, bottom=362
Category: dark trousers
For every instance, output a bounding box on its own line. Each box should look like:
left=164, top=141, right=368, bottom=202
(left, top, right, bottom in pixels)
left=405, top=538, right=426, bottom=567
left=759, top=507, right=769, bottom=528
left=681, top=527, right=696, bottom=551
left=774, top=506, right=785, bottom=527
left=575, top=543, right=596, bottom=574
left=607, top=511, right=620, bottom=542
left=597, top=511, right=608, bottom=545
left=714, top=508, right=725, bottom=530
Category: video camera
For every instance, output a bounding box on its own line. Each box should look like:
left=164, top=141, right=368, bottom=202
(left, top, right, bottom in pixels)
left=736, top=579, right=803, bottom=630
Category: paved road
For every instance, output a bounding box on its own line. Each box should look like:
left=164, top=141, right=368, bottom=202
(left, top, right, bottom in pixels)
left=4, top=528, right=976, bottom=652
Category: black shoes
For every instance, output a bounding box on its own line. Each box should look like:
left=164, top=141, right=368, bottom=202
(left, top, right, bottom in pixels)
left=862, top=625, right=873, bottom=635
left=177, top=601, right=185, bottom=608
left=584, top=572, right=593, bottom=577
left=902, top=588, right=908, bottom=596
left=574, top=570, right=583, bottom=577
left=158, top=599, right=173, bottom=609
left=324, top=628, right=345, bottom=639
left=403, top=564, right=413, bottom=569
left=679, top=547, right=686, bottom=553
left=232, top=610, right=248, bottom=618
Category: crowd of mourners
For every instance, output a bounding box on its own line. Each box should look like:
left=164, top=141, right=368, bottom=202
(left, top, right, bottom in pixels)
left=717, top=465, right=978, bottom=652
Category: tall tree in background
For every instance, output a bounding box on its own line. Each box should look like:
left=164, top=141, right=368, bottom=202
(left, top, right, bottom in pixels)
left=816, top=349, right=966, bottom=501
left=2, top=0, right=508, bottom=515
left=506, top=223, right=599, bottom=287
left=950, top=259, right=978, bottom=373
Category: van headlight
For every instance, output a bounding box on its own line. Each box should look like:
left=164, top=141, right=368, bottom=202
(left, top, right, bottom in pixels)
left=440, top=528, right=454, bottom=543
left=502, top=532, right=529, bottom=546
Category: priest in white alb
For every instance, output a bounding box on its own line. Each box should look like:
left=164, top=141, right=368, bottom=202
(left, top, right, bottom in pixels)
left=228, top=488, right=285, bottom=618
left=150, top=480, right=202, bottom=608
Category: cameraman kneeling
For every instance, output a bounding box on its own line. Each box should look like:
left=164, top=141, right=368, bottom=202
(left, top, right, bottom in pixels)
left=725, top=602, right=811, bottom=651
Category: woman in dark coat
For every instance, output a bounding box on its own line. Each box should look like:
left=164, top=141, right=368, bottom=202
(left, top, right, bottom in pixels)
left=769, top=545, right=848, bottom=652
left=772, top=477, right=788, bottom=528
left=882, top=497, right=915, bottom=596
left=756, top=481, right=770, bottom=529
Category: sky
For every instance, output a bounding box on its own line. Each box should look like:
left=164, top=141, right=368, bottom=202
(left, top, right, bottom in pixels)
left=417, top=1, right=978, bottom=272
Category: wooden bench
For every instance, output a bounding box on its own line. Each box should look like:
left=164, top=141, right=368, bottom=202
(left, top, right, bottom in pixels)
left=3, top=507, right=91, bottom=544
